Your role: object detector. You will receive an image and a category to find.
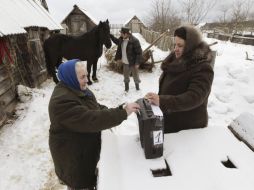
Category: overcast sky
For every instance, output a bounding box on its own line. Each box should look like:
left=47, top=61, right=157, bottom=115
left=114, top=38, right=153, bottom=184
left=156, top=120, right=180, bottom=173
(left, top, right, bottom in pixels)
left=46, top=0, right=228, bottom=24
left=46, top=0, right=152, bottom=24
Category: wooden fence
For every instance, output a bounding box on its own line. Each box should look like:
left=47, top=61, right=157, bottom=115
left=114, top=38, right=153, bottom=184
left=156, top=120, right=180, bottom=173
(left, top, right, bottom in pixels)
left=110, top=24, right=173, bottom=52
left=207, top=32, right=254, bottom=46
left=140, top=27, right=173, bottom=52
left=110, top=24, right=124, bottom=37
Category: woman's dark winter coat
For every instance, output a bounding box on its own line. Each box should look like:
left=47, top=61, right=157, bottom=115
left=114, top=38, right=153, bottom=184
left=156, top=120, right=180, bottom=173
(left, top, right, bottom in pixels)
left=159, top=26, right=214, bottom=133
left=110, top=34, right=142, bottom=66
left=48, top=82, right=127, bottom=188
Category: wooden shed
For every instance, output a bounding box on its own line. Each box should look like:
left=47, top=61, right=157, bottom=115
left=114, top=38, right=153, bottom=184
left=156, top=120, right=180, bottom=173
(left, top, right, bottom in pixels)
left=0, top=0, right=62, bottom=127
left=125, top=15, right=146, bottom=33
left=61, top=4, right=98, bottom=36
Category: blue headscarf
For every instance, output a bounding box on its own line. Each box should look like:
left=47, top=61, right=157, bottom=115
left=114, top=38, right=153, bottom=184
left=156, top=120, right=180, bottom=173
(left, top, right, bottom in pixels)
left=57, top=59, right=81, bottom=91
left=57, top=59, right=93, bottom=96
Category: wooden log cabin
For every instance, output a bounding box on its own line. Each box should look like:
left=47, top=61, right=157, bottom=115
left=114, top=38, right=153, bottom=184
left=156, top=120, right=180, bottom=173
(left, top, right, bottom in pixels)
left=0, top=0, right=62, bottom=127
left=61, top=4, right=98, bottom=36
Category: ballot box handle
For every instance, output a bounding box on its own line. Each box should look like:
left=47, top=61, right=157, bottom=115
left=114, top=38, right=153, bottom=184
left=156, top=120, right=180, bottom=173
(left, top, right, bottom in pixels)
left=143, top=99, right=153, bottom=117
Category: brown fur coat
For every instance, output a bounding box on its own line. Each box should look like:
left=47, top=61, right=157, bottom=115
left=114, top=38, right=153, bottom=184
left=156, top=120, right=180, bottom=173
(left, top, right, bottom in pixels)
left=159, top=25, right=214, bottom=133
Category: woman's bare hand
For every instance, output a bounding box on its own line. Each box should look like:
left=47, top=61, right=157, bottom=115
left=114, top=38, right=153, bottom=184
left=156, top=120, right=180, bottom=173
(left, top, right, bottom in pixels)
left=124, top=102, right=140, bottom=116
left=145, top=92, right=160, bottom=106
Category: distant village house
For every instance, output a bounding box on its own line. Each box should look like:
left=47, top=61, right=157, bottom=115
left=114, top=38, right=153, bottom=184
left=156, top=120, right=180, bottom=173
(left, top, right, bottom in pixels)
left=61, top=4, right=98, bottom=36
left=125, top=15, right=146, bottom=33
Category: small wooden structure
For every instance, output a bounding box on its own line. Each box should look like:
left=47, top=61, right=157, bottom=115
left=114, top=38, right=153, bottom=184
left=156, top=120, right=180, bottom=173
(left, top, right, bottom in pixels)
left=0, top=0, right=62, bottom=127
left=125, top=15, right=146, bottom=33
left=245, top=51, right=253, bottom=61
left=61, top=4, right=98, bottom=36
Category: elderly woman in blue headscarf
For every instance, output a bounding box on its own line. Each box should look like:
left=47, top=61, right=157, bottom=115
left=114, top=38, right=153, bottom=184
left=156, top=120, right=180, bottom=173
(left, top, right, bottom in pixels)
left=48, top=59, right=140, bottom=190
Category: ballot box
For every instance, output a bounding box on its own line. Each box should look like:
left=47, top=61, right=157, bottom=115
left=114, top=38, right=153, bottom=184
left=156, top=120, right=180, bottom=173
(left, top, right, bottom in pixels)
left=136, top=98, right=164, bottom=159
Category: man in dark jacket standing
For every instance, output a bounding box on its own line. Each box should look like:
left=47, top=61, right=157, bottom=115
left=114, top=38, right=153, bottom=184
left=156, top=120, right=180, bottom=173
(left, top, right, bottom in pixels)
left=145, top=25, right=214, bottom=133
left=48, top=59, right=140, bottom=190
left=110, top=27, right=142, bottom=92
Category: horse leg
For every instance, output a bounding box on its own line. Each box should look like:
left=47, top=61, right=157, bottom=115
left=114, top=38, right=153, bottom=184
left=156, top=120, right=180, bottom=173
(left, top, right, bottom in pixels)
left=48, top=58, right=59, bottom=84
left=87, top=61, right=93, bottom=85
left=43, top=39, right=60, bottom=84
left=92, top=58, right=99, bottom=82
left=53, top=56, right=63, bottom=83
left=52, top=72, right=59, bottom=84
left=51, top=56, right=61, bottom=84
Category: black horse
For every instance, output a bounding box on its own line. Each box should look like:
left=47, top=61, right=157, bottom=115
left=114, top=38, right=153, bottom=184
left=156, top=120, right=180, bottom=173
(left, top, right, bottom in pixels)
left=43, top=19, right=112, bottom=85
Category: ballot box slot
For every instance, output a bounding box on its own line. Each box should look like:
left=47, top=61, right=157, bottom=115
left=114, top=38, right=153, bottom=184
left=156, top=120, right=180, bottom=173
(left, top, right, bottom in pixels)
left=150, top=159, right=172, bottom=177
left=221, top=156, right=237, bottom=169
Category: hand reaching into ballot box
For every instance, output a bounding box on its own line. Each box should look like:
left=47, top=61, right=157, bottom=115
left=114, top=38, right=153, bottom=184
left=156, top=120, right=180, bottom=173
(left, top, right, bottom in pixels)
left=145, top=92, right=160, bottom=106
left=124, top=102, right=140, bottom=116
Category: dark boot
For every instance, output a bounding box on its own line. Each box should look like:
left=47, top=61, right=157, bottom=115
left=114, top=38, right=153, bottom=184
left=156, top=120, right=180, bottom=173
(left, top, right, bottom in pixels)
left=125, top=82, right=129, bottom=92
left=92, top=75, right=98, bottom=82
left=88, top=80, right=92, bottom=85
left=135, top=83, right=140, bottom=90
left=87, top=77, right=93, bottom=85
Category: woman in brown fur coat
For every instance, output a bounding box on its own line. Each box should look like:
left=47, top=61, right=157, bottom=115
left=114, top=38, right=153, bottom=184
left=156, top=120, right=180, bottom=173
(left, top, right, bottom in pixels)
left=145, top=25, right=214, bottom=133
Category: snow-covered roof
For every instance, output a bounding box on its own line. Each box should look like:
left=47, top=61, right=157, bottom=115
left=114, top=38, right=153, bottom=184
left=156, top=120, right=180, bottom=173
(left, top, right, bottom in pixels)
left=61, top=5, right=99, bottom=25
left=0, top=0, right=62, bottom=36
left=79, top=7, right=99, bottom=25
left=0, top=10, right=26, bottom=37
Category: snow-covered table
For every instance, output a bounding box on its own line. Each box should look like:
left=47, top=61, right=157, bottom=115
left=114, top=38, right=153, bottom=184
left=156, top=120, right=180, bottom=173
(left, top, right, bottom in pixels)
left=98, top=127, right=254, bottom=190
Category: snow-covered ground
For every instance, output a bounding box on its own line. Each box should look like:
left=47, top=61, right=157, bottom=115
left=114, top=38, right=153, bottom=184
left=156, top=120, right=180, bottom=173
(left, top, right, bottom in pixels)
left=0, top=33, right=254, bottom=190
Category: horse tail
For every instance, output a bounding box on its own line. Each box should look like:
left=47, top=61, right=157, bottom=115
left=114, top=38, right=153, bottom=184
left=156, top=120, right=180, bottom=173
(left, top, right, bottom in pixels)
left=43, top=39, right=53, bottom=77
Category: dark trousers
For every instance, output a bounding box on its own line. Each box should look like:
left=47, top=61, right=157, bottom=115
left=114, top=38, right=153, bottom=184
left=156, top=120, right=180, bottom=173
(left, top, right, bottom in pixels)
left=123, top=64, right=140, bottom=84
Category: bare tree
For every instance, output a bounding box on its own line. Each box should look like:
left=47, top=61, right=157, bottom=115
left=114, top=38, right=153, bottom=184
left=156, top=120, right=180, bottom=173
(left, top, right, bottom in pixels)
left=218, top=4, right=230, bottom=23
left=250, top=11, right=254, bottom=20
left=230, top=0, right=254, bottom=23
left=145, top=0, right=181, bottom=33
left=180, top=0, right=218, bottom=25
left=229, top=0, right=254, bottom=33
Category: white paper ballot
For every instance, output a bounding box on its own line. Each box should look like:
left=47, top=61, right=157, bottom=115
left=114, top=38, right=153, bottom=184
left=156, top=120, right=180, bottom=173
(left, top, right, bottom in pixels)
left=151, top=105, right=163, bottom=116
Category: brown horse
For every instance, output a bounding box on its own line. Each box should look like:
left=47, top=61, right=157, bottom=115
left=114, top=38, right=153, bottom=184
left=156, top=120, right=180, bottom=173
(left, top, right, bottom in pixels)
left=43, top=20, right=112, bottom=85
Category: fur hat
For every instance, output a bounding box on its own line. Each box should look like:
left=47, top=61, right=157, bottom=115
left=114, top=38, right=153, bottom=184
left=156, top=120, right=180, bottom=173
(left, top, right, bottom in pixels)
left=175, top=25, right=202, bottom=54
left=120, top=27, right=130, bottom=34
left=174, top=27, right=186, bottom=40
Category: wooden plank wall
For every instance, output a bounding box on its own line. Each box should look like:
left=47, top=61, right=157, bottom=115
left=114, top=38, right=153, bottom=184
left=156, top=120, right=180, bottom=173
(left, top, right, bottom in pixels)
left=0, top=29, right=50, bottom=127
left=0, top=63, right=17, bottom=126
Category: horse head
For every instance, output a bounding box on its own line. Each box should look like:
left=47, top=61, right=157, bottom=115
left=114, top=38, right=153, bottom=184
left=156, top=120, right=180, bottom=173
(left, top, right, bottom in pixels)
left=98, top=19, right=112, bottom=49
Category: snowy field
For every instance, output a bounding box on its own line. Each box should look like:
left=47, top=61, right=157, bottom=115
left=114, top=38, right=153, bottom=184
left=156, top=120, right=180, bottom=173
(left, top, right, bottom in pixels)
left=0, top=33, right=254, bottom=190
